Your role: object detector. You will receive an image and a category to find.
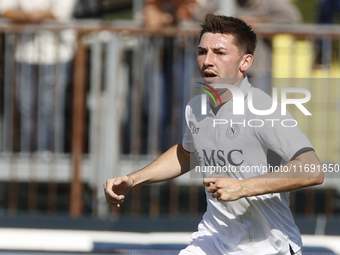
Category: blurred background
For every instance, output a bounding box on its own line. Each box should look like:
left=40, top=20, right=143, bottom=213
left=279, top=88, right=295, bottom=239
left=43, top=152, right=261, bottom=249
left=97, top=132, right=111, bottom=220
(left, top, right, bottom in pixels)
left=0, top=0, right=340, bottom=254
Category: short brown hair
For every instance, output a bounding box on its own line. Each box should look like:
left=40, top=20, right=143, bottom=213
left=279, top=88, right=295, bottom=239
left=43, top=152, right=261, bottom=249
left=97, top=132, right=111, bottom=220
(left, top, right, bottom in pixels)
left=199, top=13, right=257, bottom=55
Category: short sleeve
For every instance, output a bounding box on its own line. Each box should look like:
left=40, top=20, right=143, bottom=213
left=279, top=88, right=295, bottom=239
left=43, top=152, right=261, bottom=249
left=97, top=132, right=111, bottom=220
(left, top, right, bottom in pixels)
left=254, top=103, right=314, bottom=162
left=182, top=125, right=194, bottom=153
left=182, top=103, right=195, bottom=153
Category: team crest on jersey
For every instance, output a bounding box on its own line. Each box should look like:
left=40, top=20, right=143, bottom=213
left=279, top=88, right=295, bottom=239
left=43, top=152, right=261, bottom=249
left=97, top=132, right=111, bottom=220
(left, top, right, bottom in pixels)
left=226, top=124, right=240, bottom=139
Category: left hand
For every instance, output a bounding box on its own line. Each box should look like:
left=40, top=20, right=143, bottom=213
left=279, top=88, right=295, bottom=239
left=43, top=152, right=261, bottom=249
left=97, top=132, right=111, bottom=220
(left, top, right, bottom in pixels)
left=203, top=174, right=244, bottom=202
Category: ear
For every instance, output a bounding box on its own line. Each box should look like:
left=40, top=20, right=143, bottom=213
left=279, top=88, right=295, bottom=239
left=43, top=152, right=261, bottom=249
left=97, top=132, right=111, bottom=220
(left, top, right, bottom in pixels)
left=239, top=54, right=253, bottom=72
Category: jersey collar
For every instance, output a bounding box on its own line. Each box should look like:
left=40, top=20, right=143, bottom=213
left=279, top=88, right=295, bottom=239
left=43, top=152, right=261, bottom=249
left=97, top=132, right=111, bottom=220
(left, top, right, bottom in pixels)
left=239, top=76, right=252, bottom=100
left=229, top=76, right=252, bottom=102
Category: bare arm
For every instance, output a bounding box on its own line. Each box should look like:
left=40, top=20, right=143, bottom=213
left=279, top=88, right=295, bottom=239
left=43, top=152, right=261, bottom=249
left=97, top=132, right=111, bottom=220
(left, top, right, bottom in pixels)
left=204, top=151, right=323, bottom=201
left=104, top=143, right=191, bottom=206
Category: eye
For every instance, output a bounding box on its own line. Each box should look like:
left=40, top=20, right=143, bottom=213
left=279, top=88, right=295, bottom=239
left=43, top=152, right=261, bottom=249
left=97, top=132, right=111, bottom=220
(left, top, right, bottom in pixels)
left=198, top=50, right=206, bottom=55
left=217, top=52, right=226, bottom=55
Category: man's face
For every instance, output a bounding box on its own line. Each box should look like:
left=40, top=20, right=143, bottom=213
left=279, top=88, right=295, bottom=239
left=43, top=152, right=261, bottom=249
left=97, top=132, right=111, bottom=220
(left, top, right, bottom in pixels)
left=197, top=33, right=245, bottom=84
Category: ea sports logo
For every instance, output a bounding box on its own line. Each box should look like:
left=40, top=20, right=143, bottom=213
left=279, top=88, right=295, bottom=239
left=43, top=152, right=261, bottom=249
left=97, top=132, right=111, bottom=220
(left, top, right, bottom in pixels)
left=226, top=124, right=239, bottom=139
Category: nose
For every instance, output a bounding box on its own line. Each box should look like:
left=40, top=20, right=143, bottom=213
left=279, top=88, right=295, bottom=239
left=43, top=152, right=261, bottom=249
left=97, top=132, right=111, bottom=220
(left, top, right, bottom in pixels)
left=203, top=50, right=214, bottom=67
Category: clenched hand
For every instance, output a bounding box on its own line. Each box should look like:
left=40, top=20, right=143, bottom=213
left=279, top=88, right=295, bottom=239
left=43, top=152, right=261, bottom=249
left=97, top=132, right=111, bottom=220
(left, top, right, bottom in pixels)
left=104, top=175, right=134, bottom=207
left=203, top=174, right=244, bottom=202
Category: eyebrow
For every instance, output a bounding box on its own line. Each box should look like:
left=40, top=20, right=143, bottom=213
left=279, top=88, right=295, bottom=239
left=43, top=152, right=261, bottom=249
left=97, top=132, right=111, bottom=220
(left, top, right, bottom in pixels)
left=197, top=46, right=227, bottom=51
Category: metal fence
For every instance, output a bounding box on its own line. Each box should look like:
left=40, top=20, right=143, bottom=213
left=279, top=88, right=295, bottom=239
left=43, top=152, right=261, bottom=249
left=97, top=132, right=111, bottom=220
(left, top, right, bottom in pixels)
left=0, top=20, right=339, bottom=218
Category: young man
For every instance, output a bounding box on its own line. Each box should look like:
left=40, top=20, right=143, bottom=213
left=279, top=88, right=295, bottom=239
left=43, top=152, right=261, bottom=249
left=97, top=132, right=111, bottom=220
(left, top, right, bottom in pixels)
left=104, top=14, right=323, bottom=255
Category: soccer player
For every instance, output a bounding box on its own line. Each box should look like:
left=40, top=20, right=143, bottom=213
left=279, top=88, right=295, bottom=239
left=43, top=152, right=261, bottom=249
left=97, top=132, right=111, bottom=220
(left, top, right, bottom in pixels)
left=104, top=13, right=323, bottom=255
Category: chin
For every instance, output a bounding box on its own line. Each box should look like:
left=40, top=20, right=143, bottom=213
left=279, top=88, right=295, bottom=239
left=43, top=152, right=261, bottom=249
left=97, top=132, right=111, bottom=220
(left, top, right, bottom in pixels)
left=203, top=77, right=219, bottom=84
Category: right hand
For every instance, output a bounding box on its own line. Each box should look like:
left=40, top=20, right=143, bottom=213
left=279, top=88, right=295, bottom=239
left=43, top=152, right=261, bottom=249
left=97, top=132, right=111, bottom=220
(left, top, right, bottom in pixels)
left=104, top=175, right=134, bottom=207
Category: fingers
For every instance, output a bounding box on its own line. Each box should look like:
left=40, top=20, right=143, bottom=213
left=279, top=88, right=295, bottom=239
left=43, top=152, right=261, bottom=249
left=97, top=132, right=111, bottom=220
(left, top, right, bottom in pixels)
left=104, top=178, right=125, bottom=205
left=207, top=185, right=223, bottom=201
left=205, top=176, right=243, bottom=202
left=112, top=176, right=124, bottom=186
left=203, top=174, right=226, bottom=186
left=105, top=191, right=124, bottom=207
left=203, top=178, right=215, bottom=187
left=103, top=175, right=135, bottom=206
left=212, top=191, right=221, bottom=200
left=204, top=177, right=226, bottom=201
left=209, top=185, right=226, bottom=201
left=206, top=183, right=217, bottom=194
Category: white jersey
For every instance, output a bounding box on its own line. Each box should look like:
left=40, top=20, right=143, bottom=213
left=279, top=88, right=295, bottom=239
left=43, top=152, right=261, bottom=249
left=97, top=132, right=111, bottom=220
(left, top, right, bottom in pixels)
left=182, top=77, right=313, bottom=255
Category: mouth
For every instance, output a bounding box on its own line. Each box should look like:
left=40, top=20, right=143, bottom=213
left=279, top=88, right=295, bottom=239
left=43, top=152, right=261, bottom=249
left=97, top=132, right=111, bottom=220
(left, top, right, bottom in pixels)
left=203, top=71, right=218, bottom=82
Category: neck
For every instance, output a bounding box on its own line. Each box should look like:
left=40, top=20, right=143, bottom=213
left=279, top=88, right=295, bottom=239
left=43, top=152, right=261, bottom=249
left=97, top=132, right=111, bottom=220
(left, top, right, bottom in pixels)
left=209, top=78, right=244, bottom=107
